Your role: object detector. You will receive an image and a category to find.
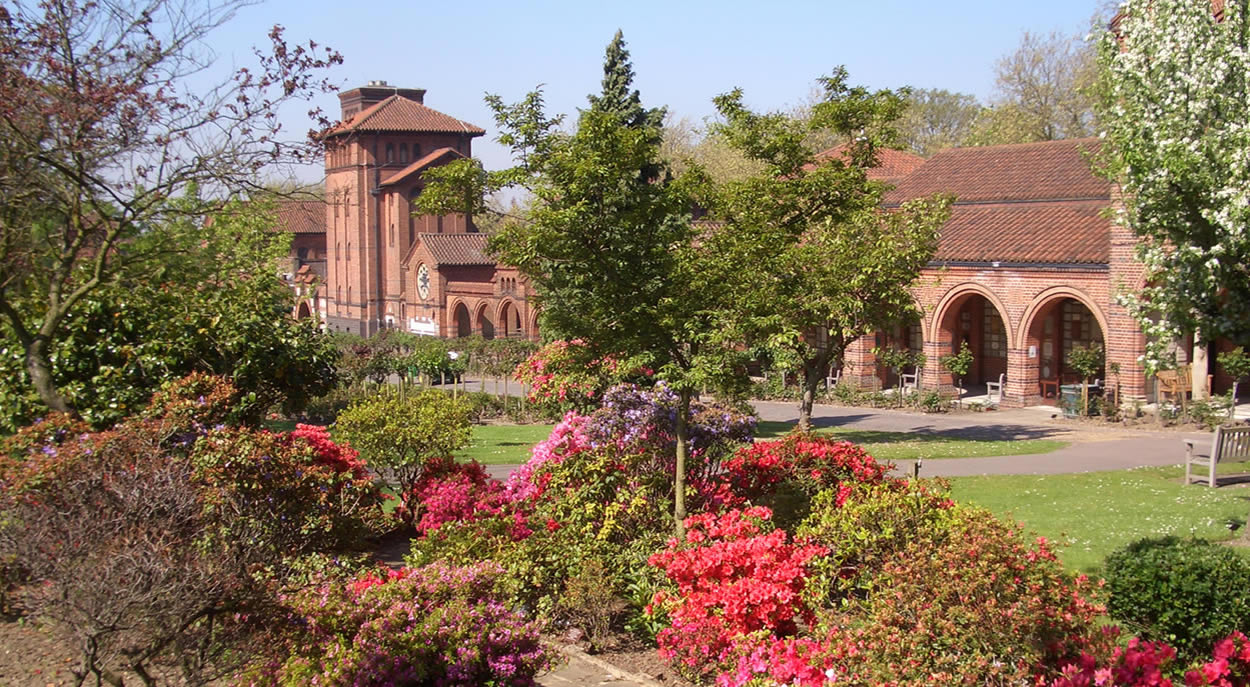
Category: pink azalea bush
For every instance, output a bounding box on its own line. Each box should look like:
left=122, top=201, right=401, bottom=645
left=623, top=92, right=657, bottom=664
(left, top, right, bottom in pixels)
left=513, top=339, right=642, bottom=414
left=248, top=561, right=556, bottom=686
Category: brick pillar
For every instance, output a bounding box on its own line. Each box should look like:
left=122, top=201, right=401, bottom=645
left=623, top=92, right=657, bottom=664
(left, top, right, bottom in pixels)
left=1107, top=184, right=1149, bottom=402
left=923, top=315, right=956, bottom=392
left=1004, top=346, right=1037, bottom=407
left=843, top=335, right=880, bottom=390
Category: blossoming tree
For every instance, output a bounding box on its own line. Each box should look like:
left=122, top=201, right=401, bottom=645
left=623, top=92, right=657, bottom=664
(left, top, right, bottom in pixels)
left=1096, top=0, right=1250, bottom=396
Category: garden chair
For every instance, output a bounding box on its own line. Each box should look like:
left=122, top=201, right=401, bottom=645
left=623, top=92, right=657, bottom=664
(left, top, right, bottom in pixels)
left=1184, top=426, right=1250, bottom=488
left=986, top=373, right=1005, bottom=404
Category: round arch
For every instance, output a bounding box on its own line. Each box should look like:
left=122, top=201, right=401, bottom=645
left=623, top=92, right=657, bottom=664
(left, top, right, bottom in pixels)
left=449, top=299, right=472, bottom=338
left=295, top=300, right=311, bottom=319
left=1015, top=286, right=1110, bottom=350
left=529, top=309, right=541, bottom=341
left=929, top=282, right=1016, bottom=348
left=497, top=299, right=523, bottom=338
left=475, top=301, right=495, bottom=340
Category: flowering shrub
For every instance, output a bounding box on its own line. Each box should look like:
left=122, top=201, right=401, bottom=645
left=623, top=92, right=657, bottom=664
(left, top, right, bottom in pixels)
left=1185, top=631, right=1250, bottom=686
left=718, top=634, right=834, bottom=687
left=823, top=505, right=1104, bottom=686
left=797, top=480, right=956, bottom=602
left=514, top=339, right=640, bottom=414
left=250, top=561, right=556, bottom=686
left=1048, top=633, right=1178, bottom=687
left=504, top=411, right=591, bottom=502
left=407, top=455, right=508, bottom=536
left=720, top=434, right=901, bottom=530
left=648, top=507, right=827, bottom=681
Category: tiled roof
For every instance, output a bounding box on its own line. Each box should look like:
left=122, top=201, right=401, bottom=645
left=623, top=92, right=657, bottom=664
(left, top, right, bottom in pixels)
left=881, top=138, right=1113, bottom=265
left=933, top=200, right=1110, bottom=265
left=419, top=232, right=493, bottom=266
left=813, top=144, right=927, bottom=185
left=885, top=138, right=1109, bottom=205
left=379, top=147, right=463, bottom=187
left=271, top=199, right=326, bottom=234
left=328, top=96, right=485, bottom=136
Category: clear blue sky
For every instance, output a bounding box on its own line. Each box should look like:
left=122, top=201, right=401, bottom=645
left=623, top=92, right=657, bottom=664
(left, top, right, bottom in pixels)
left=217, top=0, right=1107, bottom=178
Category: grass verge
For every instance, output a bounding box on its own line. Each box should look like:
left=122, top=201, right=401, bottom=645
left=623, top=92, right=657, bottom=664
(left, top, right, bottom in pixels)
left=950, top=465, right=1250, bottom=574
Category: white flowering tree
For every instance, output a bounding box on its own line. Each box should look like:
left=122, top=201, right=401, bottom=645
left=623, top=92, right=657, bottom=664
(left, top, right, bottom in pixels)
left=1096, top=0, right=1250, bottom=396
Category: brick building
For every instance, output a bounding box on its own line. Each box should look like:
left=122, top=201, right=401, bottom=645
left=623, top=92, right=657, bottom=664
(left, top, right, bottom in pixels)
left=274, top=84, right=1224, bottom=406
left=280, top=81, right=538, bottom=340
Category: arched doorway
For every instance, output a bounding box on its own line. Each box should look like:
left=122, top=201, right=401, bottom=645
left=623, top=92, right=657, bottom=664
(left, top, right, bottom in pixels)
left=453, top=303, right=471, bottom=338
left=936, top=291, right=1011, bottom=388
left=875, top=316, right=925, bottom=389
left=295, top=301, right=311, bottom=319
left=500, top=301, right=524, bottom=338
left=476, top=305, right=495, bottom=340
left=1022, top=295, right=1106, bottom=401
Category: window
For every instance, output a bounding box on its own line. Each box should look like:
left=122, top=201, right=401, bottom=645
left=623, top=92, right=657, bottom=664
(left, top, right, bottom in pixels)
left=412, top=143, right=421, bottom=160
left=385, top=143, right=394, bottom=164
left=346, top=242, right=351, bottom=261
left=335, top=242, right=340, bottom=260
left=400, top=143, right=408, bottom=164
left=983, top=309, right=1006, bottom=358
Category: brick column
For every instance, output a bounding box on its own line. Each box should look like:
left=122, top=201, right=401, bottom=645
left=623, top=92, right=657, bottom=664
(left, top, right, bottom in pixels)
left=843, top=335, right=880, bottom=390
left=1004, top=347, right=1038, bottom=407
left=1107, top=185, right=1149, bottom=402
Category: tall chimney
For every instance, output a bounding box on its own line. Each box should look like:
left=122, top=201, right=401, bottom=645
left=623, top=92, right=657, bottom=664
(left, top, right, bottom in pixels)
left=339, top=81, right=427, bottom=119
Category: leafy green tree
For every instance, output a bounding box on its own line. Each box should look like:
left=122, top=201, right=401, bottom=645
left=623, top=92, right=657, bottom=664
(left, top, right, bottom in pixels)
left=422, top=32, right=746, bottom=534
left=0, top=0, right=340, bottom=416
left=0, top=202, right=337, bottom=431
left=966, top=30, right=1098, bottom=146
left=897, top=88, right=981, bottom=156
left=1096, top=0, right=1250, bottom=397
left=1066, top=342, right=1106, bottom=416
left=707, top=69, right=952, bottom=431
left=1219, top=347, right=1250, bottom=418
left=334, top=390, right=472, bottom=527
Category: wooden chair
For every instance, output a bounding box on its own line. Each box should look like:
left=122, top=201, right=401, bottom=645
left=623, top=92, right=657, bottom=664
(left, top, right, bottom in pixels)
left=1184, top=426, right=1250, bottom=487
left=825, top=367, right=841, bottom=390
left=986, top=373, right=1005, bottom=404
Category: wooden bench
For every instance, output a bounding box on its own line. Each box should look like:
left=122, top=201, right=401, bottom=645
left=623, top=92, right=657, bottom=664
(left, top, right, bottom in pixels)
left=1184, top=426, right=1250, bottom=487
left=1157, top=366, right=1214, bottom=402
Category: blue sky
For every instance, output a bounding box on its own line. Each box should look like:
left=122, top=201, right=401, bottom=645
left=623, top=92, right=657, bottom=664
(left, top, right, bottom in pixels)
left=216, top=0, right=1107, bottom=177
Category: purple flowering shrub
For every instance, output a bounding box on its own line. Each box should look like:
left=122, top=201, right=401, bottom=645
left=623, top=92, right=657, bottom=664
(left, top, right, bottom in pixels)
left=249, top=561, right=556, bottom=686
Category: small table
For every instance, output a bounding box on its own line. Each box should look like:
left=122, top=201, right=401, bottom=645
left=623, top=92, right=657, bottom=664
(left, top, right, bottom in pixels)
left=1039, top=379, right=1059, bottom=399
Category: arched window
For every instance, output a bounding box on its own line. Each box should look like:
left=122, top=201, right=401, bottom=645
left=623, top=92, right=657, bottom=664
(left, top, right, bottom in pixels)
left=399, top=143, right=408, bottom=164
left=385, top=143, right=394, bottom=164
left=335, top=242, right=341, bottom=260
left=412, top=143, right=421, bottom=160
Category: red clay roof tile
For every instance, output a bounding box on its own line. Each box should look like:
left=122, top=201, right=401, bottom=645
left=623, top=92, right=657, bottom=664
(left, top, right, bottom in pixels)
left=418, top=232, right=492, bottom=266
left=328, top=96, right=485, bottom=137
left=271, top=199, right=325, bottom=234
left=933, top=200, right=1110, bottom=265
left=813, top=144, right=927, bottom=185
left=379, top=147, right=463, bottom=187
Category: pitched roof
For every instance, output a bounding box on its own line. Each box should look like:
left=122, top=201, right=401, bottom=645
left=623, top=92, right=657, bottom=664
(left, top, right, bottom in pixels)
left=419, top=232, right=493, bottom=266
left=327, top=95, right=485, bottom=137
left=379, top=147, right=463, bottom=187
left=885, top=138, right=1109, bottom=205
left=271, top=199, right=326, bottom=234
left=934, top=201, right=1110, bottom=265
left=813, top=144, right=927, bottom=185
left=882, top=138, right=1113, bottom=265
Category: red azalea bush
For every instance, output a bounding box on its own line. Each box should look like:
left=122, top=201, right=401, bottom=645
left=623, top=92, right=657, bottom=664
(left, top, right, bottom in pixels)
left=247, top=561, right=556, bottom=687
left=405, top=455, right=509, bottom=536
left=648, top=507, right=828, bottom=681
left=718, top=434, right=902, bottom=530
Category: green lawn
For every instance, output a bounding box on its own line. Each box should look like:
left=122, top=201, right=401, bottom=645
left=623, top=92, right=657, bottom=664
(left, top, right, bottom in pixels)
left=950, top=466, right=1250, bottom=574
left=756, top=420, right=1068, bottom=462
left=458, top=423, right=556, bottom=465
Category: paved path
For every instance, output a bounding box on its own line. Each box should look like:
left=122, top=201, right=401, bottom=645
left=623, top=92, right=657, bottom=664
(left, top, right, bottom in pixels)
left=486, top=399, right=1215, bottom=481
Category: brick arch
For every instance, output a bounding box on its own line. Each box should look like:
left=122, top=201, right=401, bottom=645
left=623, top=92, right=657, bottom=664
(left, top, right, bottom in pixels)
left=496, top=299, right=522, bottom=338
left=474, top=301, right=496, bottom=340
left=1015, top=286, right=1110, bottom=350
left=928, top=282, right=1015, bottom=349
left=449, top=298, right=472, bottom=338
left=529, top=309, right=541, bottom=341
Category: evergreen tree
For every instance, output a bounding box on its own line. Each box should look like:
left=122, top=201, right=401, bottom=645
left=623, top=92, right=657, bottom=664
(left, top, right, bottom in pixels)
left=587, top=30, right=665, bottom=131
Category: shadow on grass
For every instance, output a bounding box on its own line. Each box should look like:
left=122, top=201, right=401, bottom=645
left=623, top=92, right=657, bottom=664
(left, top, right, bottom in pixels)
left=758, top=419, right=1066, bottom=443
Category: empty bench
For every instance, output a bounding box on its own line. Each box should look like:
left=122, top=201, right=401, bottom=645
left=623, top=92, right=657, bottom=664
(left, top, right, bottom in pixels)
left=1184, top=426, right=1250, bottom=488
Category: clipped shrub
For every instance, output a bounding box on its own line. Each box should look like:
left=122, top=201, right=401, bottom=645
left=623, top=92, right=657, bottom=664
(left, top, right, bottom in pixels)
left=1105, top=537, right=1250, bottom=664
left=334, top=390, right=472, bottom=526
left=826, top=505, right=1104, bottom=686
left=796, top=480, right=956, bottom=603
left=250, top=561, right=556, bottom=686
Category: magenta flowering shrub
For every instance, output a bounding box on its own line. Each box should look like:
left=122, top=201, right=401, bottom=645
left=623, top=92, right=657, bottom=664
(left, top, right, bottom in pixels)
left=405, top=455, right=508, bottom=536
left=504, top=411, right=591, bottom=502
left=251, top=561, right=556, bottom=687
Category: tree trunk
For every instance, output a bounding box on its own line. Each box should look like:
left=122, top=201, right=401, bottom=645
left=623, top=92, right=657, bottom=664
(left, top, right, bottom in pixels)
left=797, top=350, right=831, bottom=433
left=674, top=389, right=691, bottom=539
left=1193, top=334, right=1210, bottom=400
left=26, top=336, right=72, bottom=414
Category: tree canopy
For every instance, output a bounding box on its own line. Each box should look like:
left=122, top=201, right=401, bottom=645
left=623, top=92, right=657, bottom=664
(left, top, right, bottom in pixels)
left=1096, top=0, right=1250, bottom=372
left=0, top=0, right=341, bottom=416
